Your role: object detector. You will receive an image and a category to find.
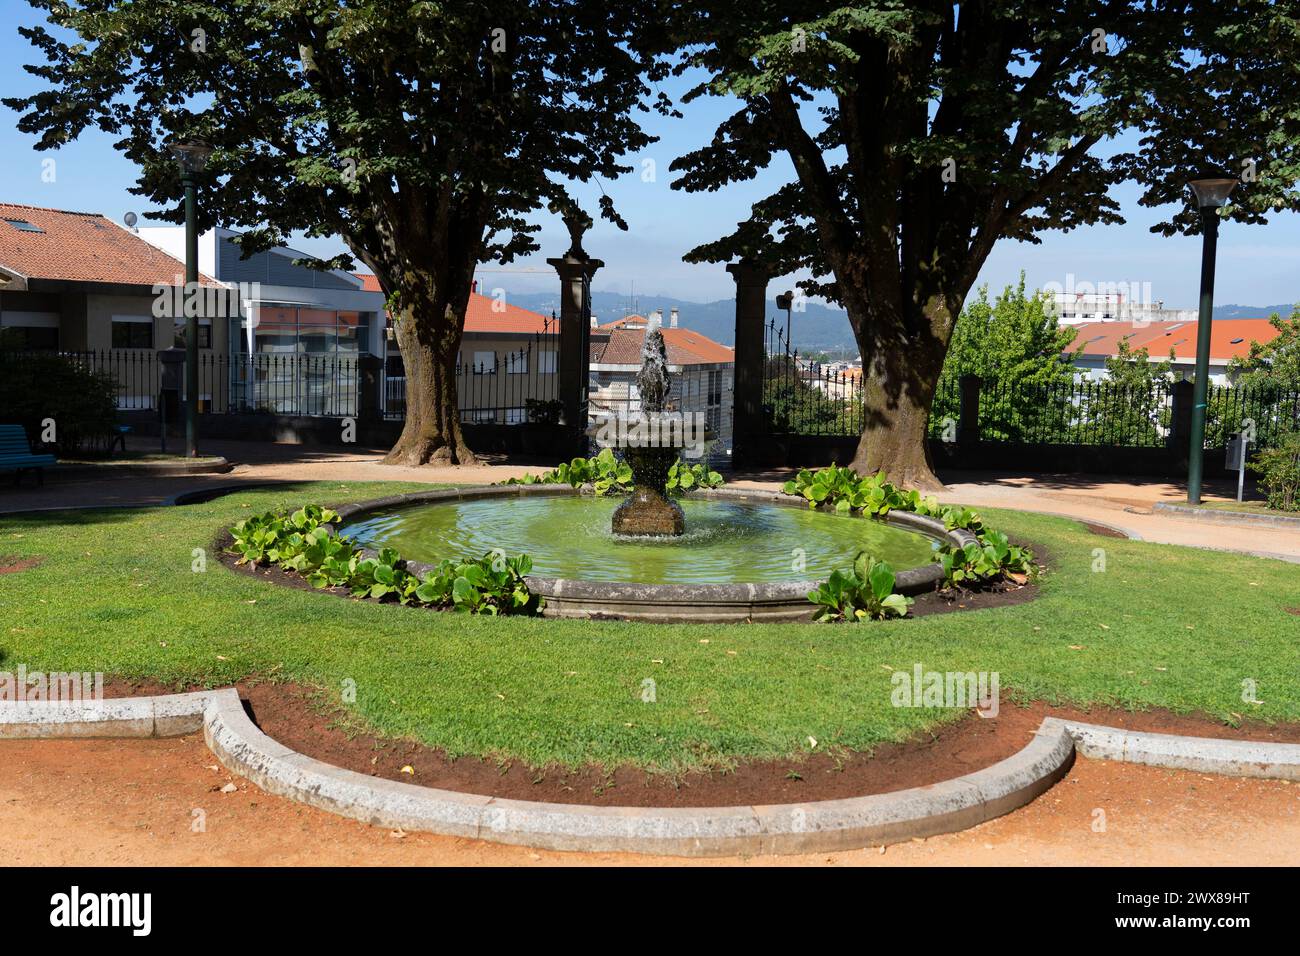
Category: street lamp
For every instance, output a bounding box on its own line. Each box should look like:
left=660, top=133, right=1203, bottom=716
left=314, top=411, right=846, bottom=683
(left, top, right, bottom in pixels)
left=775, top=290, right=794, bottom=349
left=1185, top=173, right=1237, bottom=504
left=168, top=139, right=213, bottom=458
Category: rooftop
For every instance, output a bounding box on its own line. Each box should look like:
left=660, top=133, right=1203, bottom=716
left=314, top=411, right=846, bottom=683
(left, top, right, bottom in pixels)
left=0, top=203, right=220, bottom=288
left=355, top=273, right=554, bottom=334
left=1069, top=319, right=1281, bottom=364
left=592, top=316, right=734, bottom=367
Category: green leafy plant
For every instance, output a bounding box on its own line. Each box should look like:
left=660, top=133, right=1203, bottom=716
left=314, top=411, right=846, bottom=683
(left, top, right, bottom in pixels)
left=936, top=530, right=1034, bottom=587
left=807, top=552, right=913, bottom=622
left=1252, top=431, right=1300, bottom=512
left=414, top=551, right=542, bottom=615
left=666, top=459, right=724, bottom=494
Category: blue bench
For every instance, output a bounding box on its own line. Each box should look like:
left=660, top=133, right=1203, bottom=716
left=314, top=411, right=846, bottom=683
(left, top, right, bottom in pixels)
left=0, top=424, right=57, bottom=487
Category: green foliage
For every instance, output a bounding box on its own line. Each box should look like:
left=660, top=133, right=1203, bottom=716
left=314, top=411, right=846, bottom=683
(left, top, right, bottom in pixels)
left=665, top=459, right=724, bottom=493
left=503, top=448, right=724, bottom=496
left=808, top=552, right=912, bottom=622
left=1252, top=432, right=1300, bottom=512
left=782, top=466, right=1034, bottom=590
left=1229, top=308, right=1300, bottom=392
left=931, top=279, right=1081, bottom=441
left=0, top=353, right=119, bottom=456
left=414, top=552, right=542, bottom=615
left=228, top=505, right=540, bottom=614
left=936, top=530, right=1035, bottom=588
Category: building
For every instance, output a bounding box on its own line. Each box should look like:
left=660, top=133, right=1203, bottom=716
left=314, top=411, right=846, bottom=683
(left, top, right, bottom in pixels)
left=1069, top=319, right=1282, bottom=385
left=1046, top=289, right=1197, bottom=325
left=0, top=203, right=223, bottom=350
left=353, top=274, right=561, bottom=424
left=589, top=310, right=735, bottom=457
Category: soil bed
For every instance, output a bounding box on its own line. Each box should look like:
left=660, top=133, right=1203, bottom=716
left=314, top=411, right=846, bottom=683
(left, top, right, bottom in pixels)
left=0, top=555, right=42, bottom=575
left=102, top=678, right=1300, bottom=809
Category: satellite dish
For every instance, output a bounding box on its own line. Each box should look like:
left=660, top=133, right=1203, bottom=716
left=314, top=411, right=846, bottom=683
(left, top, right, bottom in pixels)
left=123, top=211, right=138, bottom=230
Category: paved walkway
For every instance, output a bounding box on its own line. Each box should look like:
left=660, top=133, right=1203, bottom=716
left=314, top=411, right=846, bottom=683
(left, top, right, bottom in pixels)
left=9, top=438, right=1293, bottom=560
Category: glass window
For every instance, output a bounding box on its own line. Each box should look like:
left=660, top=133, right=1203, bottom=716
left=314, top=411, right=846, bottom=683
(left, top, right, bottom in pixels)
left=256, top=307, right=298, bottom=353
left=505, top=351, right=528, bottom=374
left=336, top=311, right=360, bottom=352
left=472, top=351, right=497, bottom=373
left=112, top=317, right=153, bottom=349
left=298, top=308, right=335, bottom=353
left=537, top=349, right=557, bottom=373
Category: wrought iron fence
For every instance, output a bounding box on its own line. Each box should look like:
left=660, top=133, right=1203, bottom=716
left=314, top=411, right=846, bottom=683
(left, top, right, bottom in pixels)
left=383, top=317, right=561, bottom=424
left=761, top=319, right=865, bottom=436
left=203, top=352, right=361, bottom=417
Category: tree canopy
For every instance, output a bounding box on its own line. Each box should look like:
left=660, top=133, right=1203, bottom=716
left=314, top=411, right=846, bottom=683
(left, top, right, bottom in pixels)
left=668, top=0, right=1300, bottom=487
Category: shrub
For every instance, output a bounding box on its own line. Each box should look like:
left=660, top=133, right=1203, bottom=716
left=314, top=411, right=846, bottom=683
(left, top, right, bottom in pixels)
left=808, top=552, right=913, bottom=622
left=502, top=447, right=724, bottom=496
left=0, top=352, right=119, bottom=455
left=227, top=505, right=541, bottom=615
left=1252, top=432, right=1300, bottom=511
left=665, top=459, right=724, bottom=493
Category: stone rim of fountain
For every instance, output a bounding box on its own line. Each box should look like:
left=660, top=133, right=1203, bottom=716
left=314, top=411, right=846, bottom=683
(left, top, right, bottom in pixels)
left=329, top=484, right=975, bottom=623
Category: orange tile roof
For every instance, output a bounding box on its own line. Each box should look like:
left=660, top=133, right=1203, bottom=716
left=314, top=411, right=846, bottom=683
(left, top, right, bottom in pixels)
left=1070, top=319, right=1281, bottom=363
left=354, top=273, right=554, bottom=334
left=592, top=323, right=734, bottom=367
left=0, top=203, right=219, bottom=287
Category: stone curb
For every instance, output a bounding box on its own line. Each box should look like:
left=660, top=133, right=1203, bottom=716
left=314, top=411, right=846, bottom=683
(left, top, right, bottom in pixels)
left=53, top=457, right=233, bottom=479
left=8, top=690, right=1300, bottom=855
left=1152, top=500, right=1300, bottom=529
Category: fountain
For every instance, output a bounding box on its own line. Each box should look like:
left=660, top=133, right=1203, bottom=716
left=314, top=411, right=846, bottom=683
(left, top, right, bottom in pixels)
left=610, top=319, right=685, bottom=536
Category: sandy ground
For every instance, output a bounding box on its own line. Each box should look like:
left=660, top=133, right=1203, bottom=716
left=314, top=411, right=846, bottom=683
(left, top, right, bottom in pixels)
left=3, top=438, right=1297, bottom=561
left=1, top=734, right=1297, bottom=867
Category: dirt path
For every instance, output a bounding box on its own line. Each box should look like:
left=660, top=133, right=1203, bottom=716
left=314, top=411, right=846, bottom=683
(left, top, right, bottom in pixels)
left=2, top=735, right=1296, bottom=866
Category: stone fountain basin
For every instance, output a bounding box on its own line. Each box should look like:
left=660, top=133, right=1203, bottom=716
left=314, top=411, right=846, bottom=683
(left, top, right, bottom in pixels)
left=332, top=484, right=976, bottom=624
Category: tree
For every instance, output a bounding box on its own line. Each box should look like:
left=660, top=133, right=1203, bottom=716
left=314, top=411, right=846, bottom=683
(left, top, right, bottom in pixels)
left=7, top=0, right=665, bottom=464
left=1228, top=307, right=1300, bottom=391
left=668, top=1, right=1300, bottom=489
left=931, top=277, right=1079, bottom=441
left=1090, top=339, right=1174, bottom=446
left=1211, top=307, right=1300, bottom=447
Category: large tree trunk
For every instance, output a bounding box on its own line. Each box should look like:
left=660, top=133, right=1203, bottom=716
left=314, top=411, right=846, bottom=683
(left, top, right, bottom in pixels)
left=846, top=301, right=952, bottom=492
left=383, top=293, right=479, bottom=467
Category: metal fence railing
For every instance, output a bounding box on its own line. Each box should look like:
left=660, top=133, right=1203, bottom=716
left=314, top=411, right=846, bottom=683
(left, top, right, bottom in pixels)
left=761, top=319, right=865, bottom=436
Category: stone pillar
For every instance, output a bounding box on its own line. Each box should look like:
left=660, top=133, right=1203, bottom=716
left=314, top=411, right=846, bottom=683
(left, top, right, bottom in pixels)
left=1169, top=378, right=1194, bottom=472
left=357, top=353, right=385, bottom=424
left=726, top=258, right=771, bottom=467
left=547, top=212, right=602, bottom=454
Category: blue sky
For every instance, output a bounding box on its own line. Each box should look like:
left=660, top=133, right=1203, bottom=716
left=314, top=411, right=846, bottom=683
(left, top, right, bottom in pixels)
left=2, top=8, right=1297, bottom=311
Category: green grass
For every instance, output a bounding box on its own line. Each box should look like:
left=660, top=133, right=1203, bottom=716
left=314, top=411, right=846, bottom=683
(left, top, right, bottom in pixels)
left=2, top=479, right=1298, bottom=773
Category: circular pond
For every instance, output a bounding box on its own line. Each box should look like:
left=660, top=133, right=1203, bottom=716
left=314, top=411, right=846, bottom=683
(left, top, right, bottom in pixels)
left=339, top=493, right=940, bottom=585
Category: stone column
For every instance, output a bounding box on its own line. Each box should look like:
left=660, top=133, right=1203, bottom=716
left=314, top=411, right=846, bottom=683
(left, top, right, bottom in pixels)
left=356, top=353, right=385, bottom=424
left=547, top=213, right=602, bottom=454
left=726, top=258, right=772, bottom=467
left=958, top=374, right=982, bottom=445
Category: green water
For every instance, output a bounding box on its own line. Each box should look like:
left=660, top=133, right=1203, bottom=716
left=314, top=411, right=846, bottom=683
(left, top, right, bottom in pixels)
left=340, top=496, right=939, bottom=585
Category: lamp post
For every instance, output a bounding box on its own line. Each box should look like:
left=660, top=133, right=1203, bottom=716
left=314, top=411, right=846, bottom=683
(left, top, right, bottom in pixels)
left=1185, top=174, right=1237, bottom=504
left=775, top=290, right=794, bottom=348
left=168, top=139, right=213, bottom=458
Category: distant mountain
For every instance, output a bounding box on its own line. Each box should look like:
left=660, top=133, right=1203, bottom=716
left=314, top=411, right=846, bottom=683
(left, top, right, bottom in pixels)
left=501, top=289, right=858, bottom=351
left=1213, top=303, right=1296, bottom=320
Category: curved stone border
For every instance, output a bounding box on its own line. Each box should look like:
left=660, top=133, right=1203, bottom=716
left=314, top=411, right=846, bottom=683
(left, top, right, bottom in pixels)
left=5, top=690, right=1299, bottom=855
left=332, top=484, right=977, bottom=623
left=1153, top=500, right=1300, bottom=529
left=54, top=457, right=232, bottom=479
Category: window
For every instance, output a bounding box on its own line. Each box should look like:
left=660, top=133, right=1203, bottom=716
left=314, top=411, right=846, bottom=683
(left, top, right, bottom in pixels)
left=171, top=318, right=212, bottom=349
left=505, top=408, right=527, bottom=424
left=505, top=351, right=528, bottom=374
left=112, top=316, right=153, bottom=349
left=3, top=218, right=44, bottom=233
left=4, top=326, right=58, bottom=350
left=537, top=349, right=557, bottom=374
left=471, top=350, right=497, bottom=373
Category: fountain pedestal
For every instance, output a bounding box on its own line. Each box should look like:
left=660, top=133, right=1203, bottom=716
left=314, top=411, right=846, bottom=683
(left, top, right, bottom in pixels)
left=611, top=446, right=684, bottom=536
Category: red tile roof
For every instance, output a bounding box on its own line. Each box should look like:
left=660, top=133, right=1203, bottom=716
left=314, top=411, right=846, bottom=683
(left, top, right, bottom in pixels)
left=354, top=273, right=554, bottom=334
left=592, top=318, right=733, bottom=367
left=0, top=203, right=219, bottom=287
left=1069, top=319, right=1282, bottom=363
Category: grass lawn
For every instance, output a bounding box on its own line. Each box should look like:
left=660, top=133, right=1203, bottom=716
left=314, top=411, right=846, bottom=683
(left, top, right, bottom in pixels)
left=2, top=479, right=1298, bottom=773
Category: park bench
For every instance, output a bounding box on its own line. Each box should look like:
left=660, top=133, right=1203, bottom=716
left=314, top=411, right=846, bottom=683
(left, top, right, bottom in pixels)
left=0, top=424, right=57, bottom=486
